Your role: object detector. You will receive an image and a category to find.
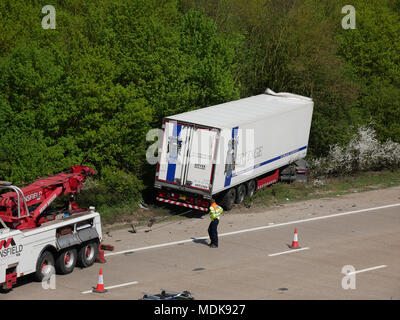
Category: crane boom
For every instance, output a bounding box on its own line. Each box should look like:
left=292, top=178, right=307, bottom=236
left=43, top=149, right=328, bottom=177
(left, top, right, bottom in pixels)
left=0, top=165, right=95, bottom=230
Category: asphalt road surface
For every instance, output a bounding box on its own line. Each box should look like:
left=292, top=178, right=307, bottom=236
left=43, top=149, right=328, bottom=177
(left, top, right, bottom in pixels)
left=2, top=186, right=400, bottom=300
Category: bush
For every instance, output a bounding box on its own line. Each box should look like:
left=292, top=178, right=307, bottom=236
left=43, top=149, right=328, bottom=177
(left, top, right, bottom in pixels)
left=78, top=167, right=144, bottom=208
left=310, top=126, right=400, bottom=176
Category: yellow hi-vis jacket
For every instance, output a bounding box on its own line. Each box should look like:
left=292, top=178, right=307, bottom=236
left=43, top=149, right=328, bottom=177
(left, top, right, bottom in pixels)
left=209, top=203, right=223, bottom=221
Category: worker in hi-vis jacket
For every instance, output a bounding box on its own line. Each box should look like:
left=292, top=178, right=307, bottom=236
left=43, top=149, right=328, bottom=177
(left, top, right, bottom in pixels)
left=208, top=199, right=223, bottom=248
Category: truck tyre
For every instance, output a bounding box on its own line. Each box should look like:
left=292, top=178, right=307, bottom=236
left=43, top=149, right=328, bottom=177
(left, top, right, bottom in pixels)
left=222, top=188, right=236, bottom=211
left=246, top=180, right=256, bottom=197
left=77, top=241, right=99, bottom=268
left=35, top=251, right=55, bottom=282
left=235, top=184, right=246, bottom=204
left=55, top=248, right=77, bottom=275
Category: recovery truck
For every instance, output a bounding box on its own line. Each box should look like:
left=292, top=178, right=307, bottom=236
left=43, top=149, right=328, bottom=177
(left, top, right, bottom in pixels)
left=154, top=89, right=314, bottom=211
left=0, top=165, right=103, bottom=290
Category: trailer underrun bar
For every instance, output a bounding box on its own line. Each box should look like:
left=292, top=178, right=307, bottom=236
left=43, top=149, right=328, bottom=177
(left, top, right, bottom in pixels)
left=156, top=197, right=209, bottom=212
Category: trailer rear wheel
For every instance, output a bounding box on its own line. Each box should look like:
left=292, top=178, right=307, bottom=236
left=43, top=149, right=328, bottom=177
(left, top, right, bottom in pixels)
left=35, top=251, right=55, bottom=282
left=55, top=248, right=77, bottom=275
left=222, top=188, right=236, bottom=211
left=246, top=180, right=256, bottom=197
left=77, top=241, right=99, bottom=268
left=235, top=184, right=246, bottom=204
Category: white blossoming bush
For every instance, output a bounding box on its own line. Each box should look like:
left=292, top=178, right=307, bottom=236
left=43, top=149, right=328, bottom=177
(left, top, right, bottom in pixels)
left=310, top=127, right=400, bottom=176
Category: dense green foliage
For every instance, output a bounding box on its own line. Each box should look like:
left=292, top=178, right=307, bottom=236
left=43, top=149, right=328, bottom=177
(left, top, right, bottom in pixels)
left=0, top=0, right=399, bottom=208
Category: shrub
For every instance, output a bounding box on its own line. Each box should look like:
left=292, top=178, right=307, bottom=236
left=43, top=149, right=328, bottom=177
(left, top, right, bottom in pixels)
left=78, top=167, right=144, bottom=208
left=310, top=126, right=400, bottom=176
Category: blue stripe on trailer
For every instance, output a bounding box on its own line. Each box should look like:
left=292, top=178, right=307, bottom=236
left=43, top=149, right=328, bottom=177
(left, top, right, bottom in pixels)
left=224, top=174, right=232, bottom=187
left=232, top=126, right=239, bottom=139
left=166, top=124, right=182, bottom=182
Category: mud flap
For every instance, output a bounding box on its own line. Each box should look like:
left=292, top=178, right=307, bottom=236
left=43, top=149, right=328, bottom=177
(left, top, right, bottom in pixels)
left=5, top=272, right=17, bottom=290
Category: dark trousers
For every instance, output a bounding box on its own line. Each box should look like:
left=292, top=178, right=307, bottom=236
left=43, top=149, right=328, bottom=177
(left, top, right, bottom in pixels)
left=208, top=219, right=219, bottom=246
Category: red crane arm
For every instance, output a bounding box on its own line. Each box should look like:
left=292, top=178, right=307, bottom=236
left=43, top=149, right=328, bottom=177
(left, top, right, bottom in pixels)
left=0, top=165, right=95, bottom=230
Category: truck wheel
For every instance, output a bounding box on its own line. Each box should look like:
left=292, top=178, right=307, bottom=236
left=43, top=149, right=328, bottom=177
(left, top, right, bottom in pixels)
left=55, top=248, right=77, bottom=275
left=35, top=251, right=55, bottom=282
left=222, top=188, right=236, bottom=211
left=77, top=241, right=99, bottom=268
left=246, top=180, right=256, bottom=197
left=235, top=184, right=246, bottom=204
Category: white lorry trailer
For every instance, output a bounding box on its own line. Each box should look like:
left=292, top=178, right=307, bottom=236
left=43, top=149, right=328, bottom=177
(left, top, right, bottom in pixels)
left=154, top=89, right=314, bottom=211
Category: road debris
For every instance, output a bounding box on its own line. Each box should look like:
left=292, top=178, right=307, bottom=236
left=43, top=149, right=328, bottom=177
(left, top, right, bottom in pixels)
left=139, top=202, right=149, bottom=210
left=141, top=289, right=194, bottom=300
left=130, top=223, right=137, bottom=233
left=148, top=217, right=156, bottom=228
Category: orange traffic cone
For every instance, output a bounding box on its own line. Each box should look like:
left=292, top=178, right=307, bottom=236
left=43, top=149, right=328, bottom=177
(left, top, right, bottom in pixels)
left=289, top=228, right=301, bottom=249
left=92, top=268, right=107, bottom=293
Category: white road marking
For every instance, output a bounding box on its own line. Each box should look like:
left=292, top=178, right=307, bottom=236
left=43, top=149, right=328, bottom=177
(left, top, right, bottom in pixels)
left=348, top=265, right=387, bottom=275
left=268, top=247, right=310, bottom=257
left=105, top=239, right=205, bottom=256
left=81, top=281, right=138, bottom=294
left=105, top=203, right=400, bottom=257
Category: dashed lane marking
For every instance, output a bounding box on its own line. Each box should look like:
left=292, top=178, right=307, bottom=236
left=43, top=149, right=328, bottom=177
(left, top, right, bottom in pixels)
left=268, top=247, right=310, bottom=257
left=348, top=265, right=387, bottom=275
left=81, top=281, right=139, bottom=294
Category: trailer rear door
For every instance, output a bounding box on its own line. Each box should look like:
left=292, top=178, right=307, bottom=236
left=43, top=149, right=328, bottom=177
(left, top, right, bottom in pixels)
left=183, top=127, right=218, bottom=191
left=157, top=121, right=218, bottom=192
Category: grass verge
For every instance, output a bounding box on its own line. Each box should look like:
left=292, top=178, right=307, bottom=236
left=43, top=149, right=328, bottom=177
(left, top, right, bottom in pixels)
left=242, top=169, right=400, bottom=208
